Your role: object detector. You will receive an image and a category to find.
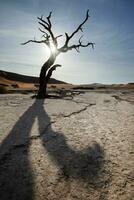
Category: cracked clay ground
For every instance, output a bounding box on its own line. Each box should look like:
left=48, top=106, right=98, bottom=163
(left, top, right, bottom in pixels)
left=0, top=91, right=134, bottom=200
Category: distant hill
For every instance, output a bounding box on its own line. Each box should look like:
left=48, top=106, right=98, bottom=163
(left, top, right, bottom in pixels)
left=0, top=70, right=133, bottom=91
left=0, top=70, right=67, bottom=85
left=72, top=83, right=134, bottom=90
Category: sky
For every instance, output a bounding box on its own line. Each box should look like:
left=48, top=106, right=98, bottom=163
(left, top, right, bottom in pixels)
left=0, top=0, right=134, bottom=84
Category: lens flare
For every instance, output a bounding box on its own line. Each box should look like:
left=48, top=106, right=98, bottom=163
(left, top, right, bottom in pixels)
left=50, top=42, right=57, bottom=54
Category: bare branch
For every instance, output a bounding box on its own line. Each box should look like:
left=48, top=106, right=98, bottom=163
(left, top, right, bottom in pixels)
left=68, top=42, right=95, bottom=52
left=38, top=23, right=55, bottom=43
left=64, top=32, right=69, bottom=46
left=38, top=27, right=47, bottom=34
left=37, top=15, right=49, bottom=27
left=37, top=12, right=58, bottom=48
left=40, top=31, right=50, bottom=40
left=79, top=27, right=83, bottom=32
left=63, top=10, right=89, bottom=49
left=59, top=41, right=95, bottom=53
left=38, top=28, right=51, bottom=41
left=38, top=21, right=49, bottom=31
left=58, top=10, right=92, bottom=53
left=47, top=11, right=52, bottom=28
left=54, top=34, right=63, bottom=47
left=69, top=9, right=89, bottom=40
left=23, top=11, right=61, bottom=51
left=55, top=35, right=63, bottom=40
left=21, top=38, right=50, bottom=46
left=41, top=35, right=50, bottom=41
left=46, top=64, right=61, bottom=83
left=38, top=12, right=52, bottom=29
left=78, top=35, right=83, bottom=44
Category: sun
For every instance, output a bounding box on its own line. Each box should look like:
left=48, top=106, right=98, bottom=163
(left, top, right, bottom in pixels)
left=50, top=41, right=57, bottom=54
left=42, top=41, right=57, bottom=57
left=42, top=45, right=50, bottom=57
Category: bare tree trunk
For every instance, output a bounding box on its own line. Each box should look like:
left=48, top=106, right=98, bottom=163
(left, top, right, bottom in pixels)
left=37, top=68, right=47, bottom=99
left=37, top=54, right=56, bottom=99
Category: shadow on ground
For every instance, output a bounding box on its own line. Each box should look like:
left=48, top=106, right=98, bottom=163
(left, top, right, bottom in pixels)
left=0, top=99, right=106, bottom=200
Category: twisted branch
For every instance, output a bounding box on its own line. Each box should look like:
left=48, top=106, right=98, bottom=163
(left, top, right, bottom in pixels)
left=46, top=64, right=61, bottom=83
left=59, top=9, right=94, bottom=53
left=21, top=38, right=50, bottom=46
left=22, top=10, right=94, bottom=53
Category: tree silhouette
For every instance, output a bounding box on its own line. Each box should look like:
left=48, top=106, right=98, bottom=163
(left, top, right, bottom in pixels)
left=22, top=10, right=94, bottom=99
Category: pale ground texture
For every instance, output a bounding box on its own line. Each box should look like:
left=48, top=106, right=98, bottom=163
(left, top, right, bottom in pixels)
left=0, top=91, right=134, bottom=200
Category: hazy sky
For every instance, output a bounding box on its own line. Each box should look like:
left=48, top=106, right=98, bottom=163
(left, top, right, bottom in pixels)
left=0, top=0, right=134, bottom=84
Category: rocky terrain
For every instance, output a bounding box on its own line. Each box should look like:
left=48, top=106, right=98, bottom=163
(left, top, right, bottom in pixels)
left=0, top=91, right=134, bottom=200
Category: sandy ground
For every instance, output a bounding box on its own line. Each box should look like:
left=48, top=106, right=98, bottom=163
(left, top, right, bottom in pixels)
left=0, top=91, right=134, bottom=200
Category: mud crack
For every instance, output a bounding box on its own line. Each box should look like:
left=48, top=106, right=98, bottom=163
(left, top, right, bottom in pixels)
left=0, top=102, right=95, bottom=163
left=61, top=103, right=95, bottom=118
left=112, top=95, right=134, bottom=104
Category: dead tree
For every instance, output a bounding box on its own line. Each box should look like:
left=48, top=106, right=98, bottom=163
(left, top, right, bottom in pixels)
left=22, top=10, right=94, bottom=99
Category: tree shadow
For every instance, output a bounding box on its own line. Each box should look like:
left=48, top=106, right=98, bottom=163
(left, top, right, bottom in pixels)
left=0, top=99, right=106, bottom=200
left=38, top=101, right=105, bottom=187
left=0, top=103, right=38, bottom=200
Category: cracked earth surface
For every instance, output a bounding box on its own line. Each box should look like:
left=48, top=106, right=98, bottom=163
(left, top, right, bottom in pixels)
left=0, top=91, right=134, bottom=200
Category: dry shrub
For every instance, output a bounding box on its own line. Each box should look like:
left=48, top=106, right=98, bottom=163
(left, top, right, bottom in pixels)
left=34, top=84, right=39, bottom=88
left=51, top=85, right=57, bottom=89
left=11, top=84, right=19, bottom=88
left=0, top=85, right=8, bottom=94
